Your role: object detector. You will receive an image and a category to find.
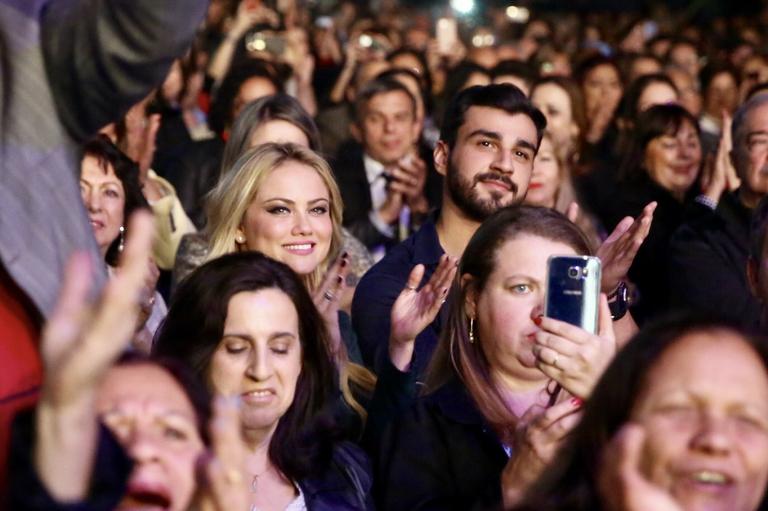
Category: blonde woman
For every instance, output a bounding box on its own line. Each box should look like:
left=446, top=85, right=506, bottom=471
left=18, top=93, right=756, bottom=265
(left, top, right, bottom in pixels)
left=205, top=142, right=376, bottom=425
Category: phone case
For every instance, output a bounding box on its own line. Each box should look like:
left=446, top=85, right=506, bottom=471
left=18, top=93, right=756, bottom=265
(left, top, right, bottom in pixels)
left=544, top=256, right=601, bottom=334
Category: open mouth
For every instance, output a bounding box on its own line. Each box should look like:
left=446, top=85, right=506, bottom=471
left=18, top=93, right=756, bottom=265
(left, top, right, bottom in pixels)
left=119, top=488, right=171, bottom=511
left=690, top=470, right=732, bottom=486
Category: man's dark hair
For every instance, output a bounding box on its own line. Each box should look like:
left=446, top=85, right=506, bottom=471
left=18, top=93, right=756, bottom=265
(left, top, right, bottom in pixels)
left=353, top=76, right=417, bottom=124
left=439, top=83, right=547, bottom=150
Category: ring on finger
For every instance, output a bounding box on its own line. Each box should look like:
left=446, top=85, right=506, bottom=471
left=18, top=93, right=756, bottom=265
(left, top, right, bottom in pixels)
left=323, top=290, right=335, bottom=301
left=405, top=285, right=417, bottom=292
left=551, top=352, right=560, bottom=370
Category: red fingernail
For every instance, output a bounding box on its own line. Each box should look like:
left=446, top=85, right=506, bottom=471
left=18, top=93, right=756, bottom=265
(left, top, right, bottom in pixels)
left=533, top=316, right=542, bottom=326
left=571, top=398, right=583, bottom=407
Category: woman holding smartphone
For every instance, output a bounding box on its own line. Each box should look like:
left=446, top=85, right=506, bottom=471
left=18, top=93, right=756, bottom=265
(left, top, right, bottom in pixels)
left=376, top=206, right=617, bottom=510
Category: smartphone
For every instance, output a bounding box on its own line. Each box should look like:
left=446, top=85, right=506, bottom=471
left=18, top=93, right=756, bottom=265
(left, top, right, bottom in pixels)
left=544, top=256, right=601, bottom=334
left=245, top=31, right=286, bottom=56
left=436, top=17, right=458, bottom=55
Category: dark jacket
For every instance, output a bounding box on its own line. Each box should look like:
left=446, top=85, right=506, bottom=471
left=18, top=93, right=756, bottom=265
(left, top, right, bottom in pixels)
left=600, top=173, right=698, bottom=324
left=300, top=441, right=376, bottom=510
left=375, top=378, right=508, bottom=511
left=352, top=216, right=447, bottom=376
left=332, top=140, right=443, bottom=251
left=668, top=190, right=761, bottom=328
left=333, top=141, right=397, bottom=250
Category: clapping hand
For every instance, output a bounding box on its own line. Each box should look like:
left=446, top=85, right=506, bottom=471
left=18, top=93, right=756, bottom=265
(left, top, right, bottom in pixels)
left=597, top=201, right=656, bottom=294
left=312, top=252, right=350, bottom=361
left=501, top=398, right=583, bottom=507
left=388, top=255, right=458, bottom=370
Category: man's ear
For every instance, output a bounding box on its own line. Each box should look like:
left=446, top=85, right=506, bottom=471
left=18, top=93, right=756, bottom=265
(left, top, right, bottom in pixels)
left=434, top=140, right=450, bottom=177
left=747, top=257, right=760, bottom=300
left=350, top=122, right=362, bottom=143
left=462, top=273, right=478, bottom=318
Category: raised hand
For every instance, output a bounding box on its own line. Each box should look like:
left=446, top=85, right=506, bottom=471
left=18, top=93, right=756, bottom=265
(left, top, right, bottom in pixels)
left=701, top=111, right=740, bottom=203
left=501, top=398, right=583, bottom=507
left=597, top=201, right=656, bottom=293
left=598, top=424, right=683, bottom=511
left=534, top=294, right=616, bottom=398
left=389, top=254, right=458, bottom=370
left=312, top=252, right=350, bottom=360
left=35, top=211, right=154, bottom=501
left=198, top=396, right=250, bottom=511
left=41, top=211, right=155, bottom=407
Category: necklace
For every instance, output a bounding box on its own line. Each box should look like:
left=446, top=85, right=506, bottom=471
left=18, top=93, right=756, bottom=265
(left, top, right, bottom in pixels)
left=249, top=466, right=270, bottom=511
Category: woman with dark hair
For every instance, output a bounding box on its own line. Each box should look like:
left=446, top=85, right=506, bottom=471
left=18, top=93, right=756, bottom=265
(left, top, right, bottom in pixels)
left=154, top=251, right=374, bottom=509
left=574, top=54, right=624, bottom=148
left=376, top=206, right=617, bottom=510
left=602, top=103, right=703, bottom=322
left=513, top=315, right=768, bottom=511
left=79, top=135, right=166, bottom=352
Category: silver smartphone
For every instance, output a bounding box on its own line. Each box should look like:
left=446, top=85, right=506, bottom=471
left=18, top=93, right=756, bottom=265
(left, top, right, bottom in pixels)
left=544, top=256, right=601, bottom=334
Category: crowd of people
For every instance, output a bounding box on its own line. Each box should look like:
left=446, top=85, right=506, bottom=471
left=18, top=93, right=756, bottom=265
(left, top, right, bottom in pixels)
left=4, top=0, right=768, bottom=510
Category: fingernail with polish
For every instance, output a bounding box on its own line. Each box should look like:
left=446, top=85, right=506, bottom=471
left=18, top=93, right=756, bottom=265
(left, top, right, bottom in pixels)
left=571, top=398, right=583, bottom=407
left=533, top=316, right=542, bottom=326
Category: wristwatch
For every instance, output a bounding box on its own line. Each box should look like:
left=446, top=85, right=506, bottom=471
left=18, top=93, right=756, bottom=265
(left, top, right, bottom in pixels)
left=608, top=281, right=629, bottom=321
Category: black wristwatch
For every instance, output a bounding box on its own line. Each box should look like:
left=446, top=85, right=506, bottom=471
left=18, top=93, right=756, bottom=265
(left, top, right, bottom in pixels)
left=608, top=281, right=629, bottom=321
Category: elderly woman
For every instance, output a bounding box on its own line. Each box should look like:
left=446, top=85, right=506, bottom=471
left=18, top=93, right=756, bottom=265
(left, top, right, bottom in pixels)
left=79, top=135, right=166, bottom=351
left=602, top=104, right=703, bottom=322
left=513, top=316, right=768, bottom=511
left=375, top=206, right=617, bottom=510
left=154, top=251, right=374, bottom=509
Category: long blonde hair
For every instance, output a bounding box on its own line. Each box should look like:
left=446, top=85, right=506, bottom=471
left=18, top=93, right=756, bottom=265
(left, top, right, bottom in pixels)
left=206, top=143, right=344, bottom=290
left=205, top=142, right=376, bottom=419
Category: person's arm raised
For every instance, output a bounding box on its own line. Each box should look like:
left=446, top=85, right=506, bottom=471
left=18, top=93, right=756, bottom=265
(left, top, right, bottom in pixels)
left=34, top=212, right=154, bottom=501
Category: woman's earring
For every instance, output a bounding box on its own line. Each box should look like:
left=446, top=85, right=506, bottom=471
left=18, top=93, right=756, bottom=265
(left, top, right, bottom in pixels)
left=469, top=316, right=475, bottom=344
left=235, top=233, right=246, bottom=244
left=117, top=226, right=125, bottom=253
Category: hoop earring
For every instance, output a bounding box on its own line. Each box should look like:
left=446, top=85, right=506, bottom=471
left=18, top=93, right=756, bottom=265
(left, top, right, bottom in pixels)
left=117, top=226, right=125, bottom=253
left=468, top=316, right=475, bottom=344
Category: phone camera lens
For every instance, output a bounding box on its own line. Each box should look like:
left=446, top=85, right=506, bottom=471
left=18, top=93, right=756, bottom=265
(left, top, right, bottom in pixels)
left=567, top=267, right=580, bottom=279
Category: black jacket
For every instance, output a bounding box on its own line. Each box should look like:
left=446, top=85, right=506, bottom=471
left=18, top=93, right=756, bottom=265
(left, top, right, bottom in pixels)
left=668, top=190, right=761, bottom=328
left=375, top=378, right=507, bottom=511
left=600, top=173, right=698, bottom=324
left=332, top=140, right=443, bottom=251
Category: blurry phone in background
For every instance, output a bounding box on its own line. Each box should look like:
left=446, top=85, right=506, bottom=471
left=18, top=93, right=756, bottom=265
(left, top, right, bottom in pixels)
left=436, top=17, right=458, bottom=55
left=358, top=33, right=388, bottom=53
left=245, top=31, right=286, bottom=56
left=544, top=256, right=601, bottom=335
left=505, top=5, right=530, bottom=24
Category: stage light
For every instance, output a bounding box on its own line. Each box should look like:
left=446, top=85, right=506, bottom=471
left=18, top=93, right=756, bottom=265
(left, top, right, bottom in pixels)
left=506, top=5, right=530, bottom=23
left=450, top=0, right=475, bottom=15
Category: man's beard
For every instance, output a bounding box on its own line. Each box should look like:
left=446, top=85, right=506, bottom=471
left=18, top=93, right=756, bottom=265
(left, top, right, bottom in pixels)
left=446, top=159, right=524, bottom=222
